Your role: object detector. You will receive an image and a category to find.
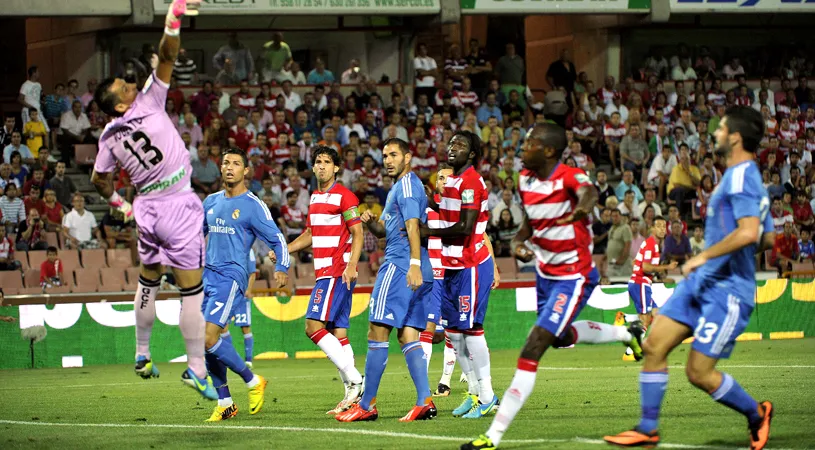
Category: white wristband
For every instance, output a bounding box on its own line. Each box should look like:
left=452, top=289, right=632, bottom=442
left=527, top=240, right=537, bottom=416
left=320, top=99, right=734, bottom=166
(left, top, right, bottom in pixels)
left=410, top=259, right=421, bottom=267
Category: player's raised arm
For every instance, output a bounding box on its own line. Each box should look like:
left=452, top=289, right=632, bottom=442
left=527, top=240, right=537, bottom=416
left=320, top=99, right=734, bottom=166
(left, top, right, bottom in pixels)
left=157, top=0, right=200, bottom=84
left=91, top=138, right=134, bottom=223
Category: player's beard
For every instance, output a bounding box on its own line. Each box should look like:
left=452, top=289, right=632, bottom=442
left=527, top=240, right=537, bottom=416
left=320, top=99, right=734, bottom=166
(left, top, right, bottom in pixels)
left=714, top=136, right=733, bottom=159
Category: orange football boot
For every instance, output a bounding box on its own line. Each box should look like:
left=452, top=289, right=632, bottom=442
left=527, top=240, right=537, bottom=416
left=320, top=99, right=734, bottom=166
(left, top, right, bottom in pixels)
left=335, top=403, right=378, bottom=422
left=749, top=401, right=774, bottom=450
left=604, top=428, right=660, bottom=448
left=398, top=401, right=438, bottom=422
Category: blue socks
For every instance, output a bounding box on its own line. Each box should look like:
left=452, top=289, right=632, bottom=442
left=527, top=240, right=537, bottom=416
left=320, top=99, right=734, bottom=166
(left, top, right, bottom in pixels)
left=638, top=371, right=668, bottom=433
left=207, top=337, right=254, bottom=383
left=359, top=340, right=389, bottom=411
left=402, top=341, right=431, bottom=407
left=205, top=352, right=230, bottom=399
left=243, top=333, right=254, bottom=362
left=711, top=372, right=761, bottom=425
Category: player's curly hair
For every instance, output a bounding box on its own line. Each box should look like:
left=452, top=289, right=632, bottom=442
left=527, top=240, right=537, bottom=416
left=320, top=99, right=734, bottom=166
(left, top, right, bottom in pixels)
left=451, top=129, right=483, bottom=165
left=311, top=145, right=341, bottom=166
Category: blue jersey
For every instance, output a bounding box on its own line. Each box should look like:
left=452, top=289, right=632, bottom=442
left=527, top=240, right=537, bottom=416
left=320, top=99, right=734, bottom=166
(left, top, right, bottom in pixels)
left=699, top=161, right=773, bottom=294
left=382, top=171, right=432, bottom=280
left=203, top=190, right=290, bottom=293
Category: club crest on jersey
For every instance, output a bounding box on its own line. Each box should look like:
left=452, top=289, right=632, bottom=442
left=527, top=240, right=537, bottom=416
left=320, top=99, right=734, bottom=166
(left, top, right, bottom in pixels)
left=462, top=189, right=475, bottom=204
left=232, top=209, right=240, bottom=220
left=574, top=173, right=591, bottom=184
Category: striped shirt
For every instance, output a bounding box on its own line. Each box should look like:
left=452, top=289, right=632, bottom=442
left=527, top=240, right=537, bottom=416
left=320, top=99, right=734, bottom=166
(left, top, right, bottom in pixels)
left=630, top=236, right=660, bottom=285
left=444, top=58, right=469, bottom=90
left=307, top=183, right=361, bottom=279
left=0, top=196, right=26, bottom=225
left=455, top=90, right=481, bottom=111
left=427, top=198, right=444, bottom=279
left=603, top=123, right=626, bottom=144
left=439, top=166, right=490, bottom=269
left=173, top=59, right=197, bottom=85
left=519, top=164, right=594, bottom=278
left=236, top=93, right=256, bottom=111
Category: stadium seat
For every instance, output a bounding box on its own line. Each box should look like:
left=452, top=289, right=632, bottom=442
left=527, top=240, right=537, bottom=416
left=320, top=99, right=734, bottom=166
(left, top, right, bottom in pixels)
left=791, top=261, right=814, bottom=273
left=107, top=249, right=132, bottom=268
left=296, top=262, right=315, bottom=279
left=44, top=232, right=60, bottom=249
left=12, top=251, right=29, bottom=271
left=18, top=287, right=44, bottom=295
left=23, top=269, right=41, bottom=288
left=46, top=286, right=71, bottom=294
left=100, top=268, right=127, bottom=291
left=28, top=251, right=48, bottom=271
left=60, top=249, right=81, bottom=274
left=74, top=144, right=97, bottom=166
left=495, top=257, right=517, bottom=280
left=125, top=267, right=140, bottom=290
left=0, top=271, right=24, bottom=295
left=74, top=269, right=101, bottom=292
left=81, top=248, right=107, bottom=268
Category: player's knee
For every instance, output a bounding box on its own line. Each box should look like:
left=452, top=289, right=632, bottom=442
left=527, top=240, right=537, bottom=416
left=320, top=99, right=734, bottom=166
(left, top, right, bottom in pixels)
left=204, top=332, right=220, bottom=350
left=642, top=338, right=665, bottom=361
left=304, top=319, right=324, bottom=337
left=685, top=363, right=713, bottom=390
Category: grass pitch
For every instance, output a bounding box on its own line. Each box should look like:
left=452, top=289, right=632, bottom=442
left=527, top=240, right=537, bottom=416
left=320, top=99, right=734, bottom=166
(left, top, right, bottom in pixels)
left=1, top=340, right=813, bottom=449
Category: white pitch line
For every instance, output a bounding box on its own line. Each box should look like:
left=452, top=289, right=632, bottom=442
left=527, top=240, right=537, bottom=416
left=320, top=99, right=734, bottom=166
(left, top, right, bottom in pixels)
left=0, top=420, right=804, bottom=450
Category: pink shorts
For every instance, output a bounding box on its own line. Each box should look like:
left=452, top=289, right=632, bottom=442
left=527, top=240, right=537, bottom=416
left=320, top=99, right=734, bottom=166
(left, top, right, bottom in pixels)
left=133, top=190, right=204, bottom=270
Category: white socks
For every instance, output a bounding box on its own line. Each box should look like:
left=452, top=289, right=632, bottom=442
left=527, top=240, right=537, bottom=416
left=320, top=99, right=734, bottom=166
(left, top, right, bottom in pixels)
left=486, top=358, right=538, bottom=446
left=571, top=321, right=632, bottom=345
left=438, top=335, right=456, bottom=386
left=179, top=283, right=207, bottom=379
left=465, top=331, right=495, bottom=403
left=310, top=329, right=362, bottom=384
left=134, top=276, right=160, bottom=360
left=448, top=331, right=480, bottom=395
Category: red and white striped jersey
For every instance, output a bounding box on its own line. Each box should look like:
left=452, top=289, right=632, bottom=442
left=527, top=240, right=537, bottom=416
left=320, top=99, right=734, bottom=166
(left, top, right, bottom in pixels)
left=263, top=98, right=276, bottom=112
left=519, top=164, right=594, bottom=278
left=603, top=123, right=626, bottom=144
left=360, top=167, right=383, bottom=190
left=281, top=205, right=305, bottom=236
left=266, top=122, right=292, bottom=140
left=427, top=199, right=445, bottom=279
left=237, top=92, right=255, bottom=111
left=779, top=128, right=798, bottom=149
left=271, top=145, right=292, bottom=165
left=630, top=236, right=660, bottom=285
left=454, top=91, right=481, bottom=111
left=439, top=166, right=490, bottom=269
left=307, top=183, right=361, bottom=280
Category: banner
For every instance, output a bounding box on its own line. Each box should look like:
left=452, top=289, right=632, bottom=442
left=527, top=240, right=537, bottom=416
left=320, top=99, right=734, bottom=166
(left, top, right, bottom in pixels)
left=460, top=0, right=651, bottom=14
left=671, top=0, right=815, bottom=13
left=153, top=0, right=440, bottom=15
left=2, top=279, right=812, bottom=369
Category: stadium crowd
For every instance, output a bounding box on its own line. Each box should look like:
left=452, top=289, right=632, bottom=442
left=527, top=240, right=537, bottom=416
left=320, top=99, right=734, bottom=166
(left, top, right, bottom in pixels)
left=2, top=38, right=815, bottom=293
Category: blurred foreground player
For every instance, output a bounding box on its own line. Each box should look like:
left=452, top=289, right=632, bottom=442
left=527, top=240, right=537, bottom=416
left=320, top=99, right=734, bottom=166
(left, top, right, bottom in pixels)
left=91, top=0, right=216, bottom=399
left=462, top=123, right=644, bottom=450
left=335, top=138, right=436, bottom=422
left=287, top=145, right=365, bottom=415
left=604, top=107, right=776, bottom=450
left=202, top=148, right=290, bottom=421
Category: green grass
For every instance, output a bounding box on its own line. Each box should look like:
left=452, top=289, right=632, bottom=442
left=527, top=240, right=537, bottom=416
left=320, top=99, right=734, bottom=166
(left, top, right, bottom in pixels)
left=1, top=340, right=814, bottom=449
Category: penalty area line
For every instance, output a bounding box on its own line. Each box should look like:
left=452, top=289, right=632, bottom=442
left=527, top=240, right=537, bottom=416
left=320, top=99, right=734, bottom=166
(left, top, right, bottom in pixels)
left=0, top=420, right=802, bottom=450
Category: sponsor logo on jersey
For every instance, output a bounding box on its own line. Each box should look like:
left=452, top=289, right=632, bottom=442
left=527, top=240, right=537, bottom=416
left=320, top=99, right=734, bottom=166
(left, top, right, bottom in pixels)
left=232, top=209, right=241, bottom=220
left=209, top=217, right=236, bottom=235
left=462, top=189, right=475, bottom=204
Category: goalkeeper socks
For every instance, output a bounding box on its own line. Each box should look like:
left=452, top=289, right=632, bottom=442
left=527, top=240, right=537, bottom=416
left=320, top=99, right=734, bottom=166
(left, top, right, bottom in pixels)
left=465, top=330, right=495, bottom=403
left=359, top=340, right=389, bottom=411
left=448, top=330, right=479, bottom=395
left=638, top=371, right=669, bottom=433
left=134, top=275, right=160, bottom=360
left=438, top=334, right=456, bottom=386
left=179, top=283, right=207, bottom=379
left=419, top=331, right=434, bottom=373
left=243, top=333, right=254, bottom=362
left=486, top=358, right=538, bottom=446
left=207, top=337, right=253, bottom=383
left=309, top=329, right=362, bottom=384
left=402, top=341, right=431, bottom=407
left=572, top=321, right=632, bottom=344
left=711, top=372, right=762, bottom=426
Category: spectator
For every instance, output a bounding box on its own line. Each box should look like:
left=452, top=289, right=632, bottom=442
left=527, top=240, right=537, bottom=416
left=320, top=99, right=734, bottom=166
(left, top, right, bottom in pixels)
left=261, top=32, right=292, bottom=83
left=793, top=189, right=814, bottom=231
left=409, top=94, right=434, bottom=124
left=494, top=208, right=519, bottom=258
left=495, top=43, right=525, bottom=107
left=280, top=80, right=302, bottom=112
left=617, top=189, right=642, bottom=220
left=690, top=225, right=705, bottom=256
left=190, top=82, right=218, bottom=122
left=546, top=49, right=577, bottom=105
left=228, top=115, right=254, bottom=151
left=606, top=209, right=632, bottom=277
left=280, top=190, right=305, bottom=242
left=41, top=189, right=63, bottom=232
left=23, top=109, right=47, bottom=157
left=722, top=58, right=745, bottom=80
left=667, top=145, right=700, bottom=212
left=19, top=66, right=46, bottom=133
left=58, top=100, right=92, bottom=166
left=592, top=205, right=612, bottom=259
left=307, top=57, right=335, bottom=85
left=22, top=184, right=45, bottom=215
left=0, top=184, right=25, bottom=234
left=594, top=169, right=614, bottom=208
left=0, top=226, right=20, bottom=271
left=491, top=188, right=524, bottom=227
left=100, top=207, right=136, bottom=251
left=444, top=44, right=469, bottom=91
left=413, top=43, right=438, bottom=103
left=212, top=33, right=254, bottom=82
left=671, top=58, right=697, bottom=81
left=476, top=92, right=504, bottom=129
left=628, top=217, right=645, bottom=262
left=358, top=191, right=383, bottom=222
left=49, top=162, right=76, bottom=210
left=3, top=132, right=34, bottom=166
left=615, top=170, right=644, bottom=203
left=281, top=61, right=307, bottom=86
left=798, top=228, right=814, bottom=261
left=368, top=238, right=385, bottom=273
left=638, top=187, right=663, bottom=218
left=663, top=220, right=692, bottom=264
left=14, top=207, right=47, bottom=251
left=62, top=193, right=102, bottom=249
left=693, top=174, right=714, bottom=221
left=8, top=153, right=27, bottom=188
left=0, top=116, right=17, bottom=149
left=455, top=77, right=481, bottom=112
left=773, top=222, right=798, bottom=275
left=604, top=94, right=629, bottom=123
left=620, top=125, right=649, bottom=183
left=172, top=48, right=197, bottom=86
left=39, top=246, right=63, bottom=288
left=215, top=59, right=241, bottom=86
left=341, top=58, right=367, bottom=85
left=190, top=145, right=221, bottom=195
left=603, top=112, right=625, bottom=174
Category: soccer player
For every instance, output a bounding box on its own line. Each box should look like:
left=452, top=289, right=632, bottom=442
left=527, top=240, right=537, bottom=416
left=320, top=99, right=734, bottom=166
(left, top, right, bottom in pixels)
left=604, top=107, right=776, bottom=450
left=201, top=148, right=290, bottom=422
left=462, top=123, right=645, bottom=450
left=629, top=217, right=677, bottom=331
left=287, top=145, right=365, bottom=415
left=335, top=138, right=436, bottom=423
left=422, top=130, right=498, bottom=419
left=90, top=0, right=216, bottom=399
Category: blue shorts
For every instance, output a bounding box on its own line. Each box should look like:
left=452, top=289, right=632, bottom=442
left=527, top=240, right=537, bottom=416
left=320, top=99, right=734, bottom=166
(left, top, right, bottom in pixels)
left=628, top=282, right=654, bottom=315
left=202, top=270, right=245, bottom=329
left=441, top=258, right=494, bottom=331
left=231, top=295, right=252, bottom=327
left=369, top=262, right=429, bottom=330
left=659, top=271, right=754, bottom=359
left=426, top=278, right=446, bottom=326
left=306, top=277, right=355, bottom=330
left=535, top=268, right=599, bottom=338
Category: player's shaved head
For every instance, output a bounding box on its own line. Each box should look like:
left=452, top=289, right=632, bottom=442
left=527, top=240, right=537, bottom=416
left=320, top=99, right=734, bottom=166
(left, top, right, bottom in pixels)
left=521, top=123, right=567, bottom=171
left=527, top=123, right=567, bottom=154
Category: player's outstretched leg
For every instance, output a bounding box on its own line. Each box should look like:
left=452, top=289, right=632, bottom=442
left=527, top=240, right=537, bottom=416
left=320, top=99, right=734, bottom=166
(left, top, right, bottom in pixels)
left=204, top=328, right=266, bottom=414
left=435, top=331, right=456, bottom=396
left=448, top=330, right=481, bottom=417
left=204, top=335, right=238, bottom=422
left=134, top=274, right=161, bottom=379
left=570, top=320, right=645, bottom=361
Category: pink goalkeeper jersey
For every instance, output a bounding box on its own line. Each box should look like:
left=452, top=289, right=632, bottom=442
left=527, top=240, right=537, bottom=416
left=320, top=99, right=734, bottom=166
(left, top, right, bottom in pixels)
left=95, top=72, right=193, bottom=199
